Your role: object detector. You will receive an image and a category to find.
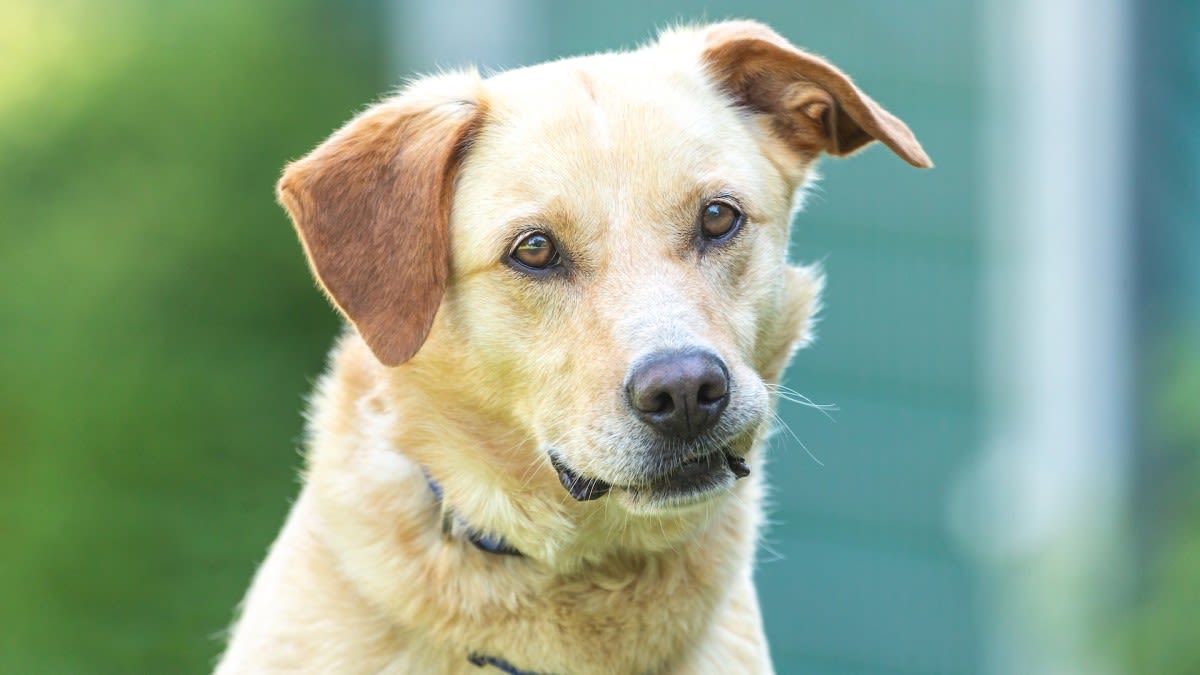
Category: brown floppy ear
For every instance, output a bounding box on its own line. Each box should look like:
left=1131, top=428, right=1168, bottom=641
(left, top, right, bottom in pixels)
left=278, top=82, right=483, bottom=366
left=700, top=21, right=932, bottom=168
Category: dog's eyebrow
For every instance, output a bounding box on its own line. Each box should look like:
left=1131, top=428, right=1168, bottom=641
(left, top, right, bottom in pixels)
left=481, top=202, right=576, bottom=254
left=689, top=181, right=760, bottom=221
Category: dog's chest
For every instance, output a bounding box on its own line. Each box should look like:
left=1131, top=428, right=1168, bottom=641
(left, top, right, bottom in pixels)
left=412, top=553, right=734, bottom=675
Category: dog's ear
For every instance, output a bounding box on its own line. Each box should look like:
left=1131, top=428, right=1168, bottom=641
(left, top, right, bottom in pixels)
left=278, top=80, right=483, bottom=366
left=700, top=21, right=931, bottom=168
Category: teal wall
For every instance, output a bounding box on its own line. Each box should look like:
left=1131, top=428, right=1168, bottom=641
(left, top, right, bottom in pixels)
left=536, top=3, right=986, bottom=672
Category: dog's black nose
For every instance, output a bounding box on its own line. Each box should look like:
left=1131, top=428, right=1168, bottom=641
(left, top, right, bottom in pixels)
left=626, top=350, right=730, bottom=440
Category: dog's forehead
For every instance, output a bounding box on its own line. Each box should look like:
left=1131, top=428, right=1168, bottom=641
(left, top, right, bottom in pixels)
left=479, top=52, right=753, bottom=174
left=450, top=51, right=783, bottom=267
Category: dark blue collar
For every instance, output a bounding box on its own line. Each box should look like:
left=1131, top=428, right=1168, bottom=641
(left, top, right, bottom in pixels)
left=468, top=652, right=550, bottom=675
left=422, top=470, right=523, bottom=557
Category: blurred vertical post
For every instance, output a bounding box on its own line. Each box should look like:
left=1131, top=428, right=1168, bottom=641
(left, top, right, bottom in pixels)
left=386, top=0, right=544, bottom=79
left=957, top=0, right=1134, bottom=674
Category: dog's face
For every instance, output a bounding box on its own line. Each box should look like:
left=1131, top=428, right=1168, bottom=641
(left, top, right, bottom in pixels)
left=443, top=55, right=812, bottom=515
left=278, top=23, right=928, bottom=521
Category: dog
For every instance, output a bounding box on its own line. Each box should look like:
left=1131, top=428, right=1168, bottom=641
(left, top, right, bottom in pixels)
left=215, top=20, right=929, bottom=674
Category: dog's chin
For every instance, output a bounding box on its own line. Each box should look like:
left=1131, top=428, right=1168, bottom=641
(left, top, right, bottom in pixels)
left=550, top=447, right=750, bottom=515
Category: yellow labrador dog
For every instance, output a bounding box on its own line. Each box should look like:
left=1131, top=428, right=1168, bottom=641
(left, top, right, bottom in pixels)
left=217, top=20, right=929, bottom=675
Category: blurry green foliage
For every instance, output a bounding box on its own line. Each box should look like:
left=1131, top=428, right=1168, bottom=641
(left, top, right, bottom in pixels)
left=1118, top=0, right=1200, bottom=669
left=0, top=1, right=384, bottom=671
left=1120, top=330, right=1200, bottom=674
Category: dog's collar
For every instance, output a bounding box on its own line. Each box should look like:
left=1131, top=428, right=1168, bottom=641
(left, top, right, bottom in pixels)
left=422, top=470, right=523, bottom=557
left=468, top=652, right=551, bottom=675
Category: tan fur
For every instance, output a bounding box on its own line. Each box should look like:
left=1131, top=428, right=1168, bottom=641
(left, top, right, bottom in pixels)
left=217, top=21, right=928, bottom=675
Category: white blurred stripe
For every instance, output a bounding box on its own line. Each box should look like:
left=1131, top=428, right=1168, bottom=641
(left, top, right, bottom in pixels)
left=387, top=0, right=544, bottom=78
left=956, top=0, right=1134, bottom=673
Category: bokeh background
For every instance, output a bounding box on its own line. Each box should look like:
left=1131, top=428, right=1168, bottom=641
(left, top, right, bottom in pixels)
left=1, top=1, right=1195, bottom=673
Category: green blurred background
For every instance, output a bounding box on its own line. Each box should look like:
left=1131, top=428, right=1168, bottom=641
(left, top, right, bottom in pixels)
left=1, top=1, right=1195, bottom=673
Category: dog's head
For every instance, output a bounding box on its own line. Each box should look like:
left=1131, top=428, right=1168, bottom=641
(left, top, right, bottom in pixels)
left=279, top=22, right=928, bottom=524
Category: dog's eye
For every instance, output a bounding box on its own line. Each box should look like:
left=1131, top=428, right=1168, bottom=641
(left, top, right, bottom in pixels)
left=510, top=232, right=560, bottom=270
left=699, top=200, right=744, bottom=241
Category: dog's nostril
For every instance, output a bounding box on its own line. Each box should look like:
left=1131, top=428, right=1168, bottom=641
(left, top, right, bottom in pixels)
left=697, top=380, right=728, bottom=405
left=651, top=392, right=674, bottom=415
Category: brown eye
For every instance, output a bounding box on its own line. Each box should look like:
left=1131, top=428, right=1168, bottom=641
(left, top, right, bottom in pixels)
left=510, top=232, right=559, bottom=270
left=700, top=200, right=743, bottom=241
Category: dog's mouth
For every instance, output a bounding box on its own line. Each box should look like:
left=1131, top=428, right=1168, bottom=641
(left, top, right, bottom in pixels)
left=550, top=449, right=750, bottom=503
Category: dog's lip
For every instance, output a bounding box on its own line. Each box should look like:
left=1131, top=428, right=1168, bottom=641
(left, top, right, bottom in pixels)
left=550, top=449, right=749, bottom=502
left=550, top=455, right=612, bottom=501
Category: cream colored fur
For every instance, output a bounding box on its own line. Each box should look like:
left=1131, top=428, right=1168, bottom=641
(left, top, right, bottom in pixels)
left=216, top=20, right=927, bottom=675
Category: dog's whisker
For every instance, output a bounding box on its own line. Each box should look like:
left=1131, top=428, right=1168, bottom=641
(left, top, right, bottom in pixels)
left=769, top=410, right=825, bottom=467
left=772, top=392, right=838, bottom=414
left=756, top=537, right=786, bottom=565
left=764, top=384, right=838, bottom=422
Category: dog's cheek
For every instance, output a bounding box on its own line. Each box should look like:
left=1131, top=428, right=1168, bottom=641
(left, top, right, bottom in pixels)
left=717, top=237, right=793, bottom=367
left=442, top=274, right=581, bottom=418
left=756, top=263, right=824, bottom=381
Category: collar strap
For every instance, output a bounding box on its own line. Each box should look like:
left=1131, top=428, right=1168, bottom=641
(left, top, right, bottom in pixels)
left=468, top=652, right=551, bottom=675
left=422, top=469, right=523, bottom=557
